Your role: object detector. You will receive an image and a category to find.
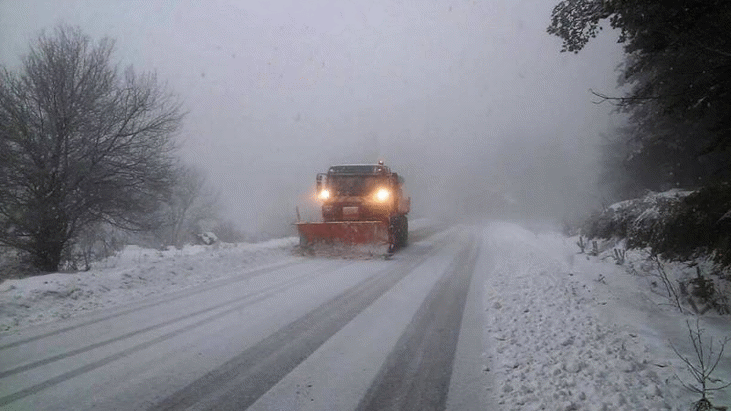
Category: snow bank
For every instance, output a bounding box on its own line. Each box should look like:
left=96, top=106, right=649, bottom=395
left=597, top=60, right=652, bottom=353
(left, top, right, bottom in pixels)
left=482, top=222, right=730, bottom=410
left=0, top=238, right=299, bottom=332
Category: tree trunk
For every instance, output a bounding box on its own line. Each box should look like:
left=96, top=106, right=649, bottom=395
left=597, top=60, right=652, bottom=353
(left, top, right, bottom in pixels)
left=32, top=212, right=68, bottom=272
left=32, top=237, right=65, bottom=272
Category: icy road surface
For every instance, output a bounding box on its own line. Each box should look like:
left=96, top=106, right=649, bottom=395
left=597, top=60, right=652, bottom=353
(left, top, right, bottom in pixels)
left=1, top=224, right=489, bottom=410
left=1, top=221, right=728, bottom=410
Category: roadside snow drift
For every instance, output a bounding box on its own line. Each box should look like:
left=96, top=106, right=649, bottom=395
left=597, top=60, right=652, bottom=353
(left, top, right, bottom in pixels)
left=481, top=222, right=730, bottom=410
left=0, top=238, right=299, bottom=332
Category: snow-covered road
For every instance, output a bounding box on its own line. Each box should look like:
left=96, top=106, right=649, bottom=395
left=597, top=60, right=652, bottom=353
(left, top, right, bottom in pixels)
left=1, top=224, right=489, bottom=410
left=1, top=221, right=729, bottom=410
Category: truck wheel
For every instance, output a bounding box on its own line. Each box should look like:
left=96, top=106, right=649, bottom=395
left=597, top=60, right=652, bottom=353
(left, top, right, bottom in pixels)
left=388, top=216, right=400, bottom=253
left=388, top=216, right=408, bottom=251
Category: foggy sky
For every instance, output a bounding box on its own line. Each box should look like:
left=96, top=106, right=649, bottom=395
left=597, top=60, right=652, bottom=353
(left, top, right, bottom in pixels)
left=1, top=0, right=625, bottom=236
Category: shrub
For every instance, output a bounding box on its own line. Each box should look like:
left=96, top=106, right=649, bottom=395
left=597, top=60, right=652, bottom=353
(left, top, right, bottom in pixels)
left=582, top=186, right=731, bottom=268
left=655, top=183, right=731, bottom=267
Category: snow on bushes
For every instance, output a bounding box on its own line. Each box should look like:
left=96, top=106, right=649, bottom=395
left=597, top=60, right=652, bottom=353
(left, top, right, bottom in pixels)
left=579, top=186, right=731, bottom=315
left=583, top=184, right=731, bottom=268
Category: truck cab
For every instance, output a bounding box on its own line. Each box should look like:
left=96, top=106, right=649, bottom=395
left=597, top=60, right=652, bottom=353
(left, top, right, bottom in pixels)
left=297, top=161, right=410, bottom=254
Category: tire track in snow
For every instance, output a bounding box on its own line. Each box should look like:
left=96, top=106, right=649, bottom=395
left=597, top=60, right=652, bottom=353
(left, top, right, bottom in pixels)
left=147, top=239, right=450, bottom=411
left=0, top=261, right=346, bottom=380
left=0, top=261, right=350, bottom=407
left=0, top=260, right=303, bottom=351
left=357, top=232, right=480, bottom=411
left=408, top=223, right=450, bottom=244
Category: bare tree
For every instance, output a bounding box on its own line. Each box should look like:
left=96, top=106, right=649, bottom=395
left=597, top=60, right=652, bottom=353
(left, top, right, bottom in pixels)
left=671, top=319, right=731, bottom=410
left=211, top=219, right=246, bottom=243
left=158, top=164, right=220, bottom=247
left=0, top=25, right=184, bottom=272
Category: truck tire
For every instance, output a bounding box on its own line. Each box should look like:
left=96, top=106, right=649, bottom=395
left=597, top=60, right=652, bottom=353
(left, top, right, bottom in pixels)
left=388, top=215, right=408, bottom=252
left=388, top=216, right=399, bottom=253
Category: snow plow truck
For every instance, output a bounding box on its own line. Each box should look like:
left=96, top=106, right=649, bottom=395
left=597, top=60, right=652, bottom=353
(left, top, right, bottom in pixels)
left=296, top=161, right=410, bottom=254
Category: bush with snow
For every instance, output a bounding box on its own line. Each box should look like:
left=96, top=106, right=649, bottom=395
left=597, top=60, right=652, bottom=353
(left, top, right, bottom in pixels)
left=583, top=185, right=731, bottom=268
left=195, top=231, right=218, bottom=245
left=581, top=187, right=731, bottom=316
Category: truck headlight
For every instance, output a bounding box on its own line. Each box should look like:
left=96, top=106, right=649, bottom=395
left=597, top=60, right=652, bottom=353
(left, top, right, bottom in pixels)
left=375, top=188, right=390, bottom=202
left=318, top=189, right=330, bottom=200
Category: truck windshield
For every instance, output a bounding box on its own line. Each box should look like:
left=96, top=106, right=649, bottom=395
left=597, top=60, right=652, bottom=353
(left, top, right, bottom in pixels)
left=327, top=175, right=385, bottom=196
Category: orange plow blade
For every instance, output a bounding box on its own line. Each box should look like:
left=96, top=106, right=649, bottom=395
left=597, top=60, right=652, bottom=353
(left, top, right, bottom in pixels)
left=296, top=221, right=390, bottom=255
